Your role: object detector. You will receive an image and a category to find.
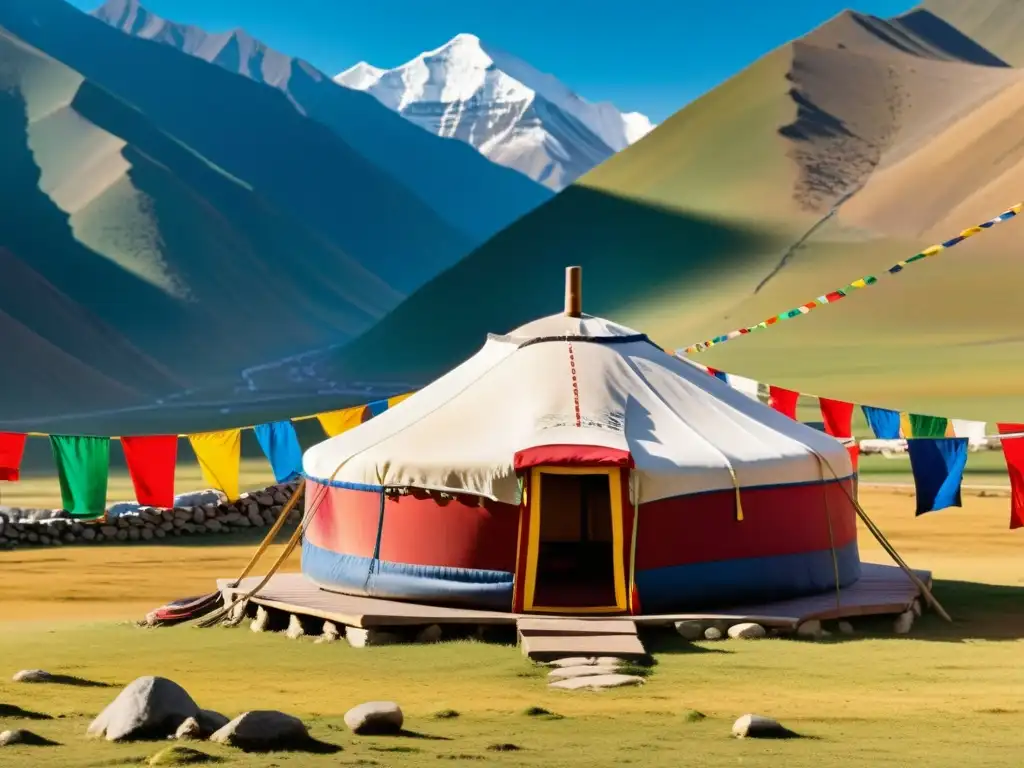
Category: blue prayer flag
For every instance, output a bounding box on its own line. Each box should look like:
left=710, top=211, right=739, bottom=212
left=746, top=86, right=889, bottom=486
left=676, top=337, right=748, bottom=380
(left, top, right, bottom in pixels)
left=253, top=421, right=302, bottom=484
left=367, top=399, right=389, bottom=418
left=907, top=437, right=968, bottom=515
left=862, top=406, right=901, bottom=440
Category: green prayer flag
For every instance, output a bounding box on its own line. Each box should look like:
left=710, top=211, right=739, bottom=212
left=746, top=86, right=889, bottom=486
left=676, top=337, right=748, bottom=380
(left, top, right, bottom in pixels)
left=909, top=414, right=948, bottom=438
left=49, top=435, right=110, bottom=518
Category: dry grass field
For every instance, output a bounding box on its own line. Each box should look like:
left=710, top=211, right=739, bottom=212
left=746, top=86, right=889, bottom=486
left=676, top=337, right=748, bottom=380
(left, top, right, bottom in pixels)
left=0, top=489, right=1022, bottom=767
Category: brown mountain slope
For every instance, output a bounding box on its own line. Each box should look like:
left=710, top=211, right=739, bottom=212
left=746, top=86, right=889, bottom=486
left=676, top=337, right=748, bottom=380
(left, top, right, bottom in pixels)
left=920, top=0, right=1024, bottom=66
left=323, top=8, right=1024, bottom=422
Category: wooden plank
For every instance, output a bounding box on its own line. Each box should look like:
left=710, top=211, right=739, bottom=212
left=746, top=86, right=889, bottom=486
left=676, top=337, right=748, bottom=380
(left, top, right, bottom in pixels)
left=520, top=632, right=648, bottom=662
left=516, top=618, right=637, bottom=636
left=217, top=575, right=518, bottom=627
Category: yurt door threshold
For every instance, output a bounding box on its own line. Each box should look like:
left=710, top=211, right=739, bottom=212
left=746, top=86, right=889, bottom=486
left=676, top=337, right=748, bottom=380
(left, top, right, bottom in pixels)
left=520, top=466, right=629, bottom=614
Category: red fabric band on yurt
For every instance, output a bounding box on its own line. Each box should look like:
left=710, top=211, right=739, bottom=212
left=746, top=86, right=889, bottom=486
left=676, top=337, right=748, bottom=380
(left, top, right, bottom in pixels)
left=304, top=484, right=520, bottom=571
left=635, top=479, right=857, bottom=570
left=513, top=445, right=633, bottom=470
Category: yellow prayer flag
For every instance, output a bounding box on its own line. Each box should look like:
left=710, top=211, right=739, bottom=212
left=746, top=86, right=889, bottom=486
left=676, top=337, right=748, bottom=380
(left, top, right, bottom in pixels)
left=899, top=412, right=913, bottom=438
left=317, top=406, right=366, bottom=437
left=387, top=392, right=414, bottom=408
left=188, top=429, right=242, bottom=501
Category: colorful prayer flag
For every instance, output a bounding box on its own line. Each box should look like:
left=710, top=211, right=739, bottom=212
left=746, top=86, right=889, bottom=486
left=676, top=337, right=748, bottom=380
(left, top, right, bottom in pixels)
left=0, top=432, right=27, bottom=481
left=49, top=435, right=110, bottom=518
left=998, top=424, right=1024, bottom=530
left=909, top=414, right=949, bottom=438
left=367, top=399, right=389, bottom=418
left=317, top=406, right=366, bottom=437
left=387, top=392, right=413, bottom=408
left=254, top=421, right=302, bottom=484
left=121, top=435, right=178, bottom=508
left=952, top=420, right=986, bottom=444
left=727, top=374, right=760, bottom=400
left=819, top=398, right=855, bottom=438
left=862, top=406, right=901, bottom=439
left=188, top=430, right=241, bottom=501
left=846, top=444, right=860, bottom=474
left=907, top=438, right=968, bottom=515
left=768, top=386, right=799, bottom=420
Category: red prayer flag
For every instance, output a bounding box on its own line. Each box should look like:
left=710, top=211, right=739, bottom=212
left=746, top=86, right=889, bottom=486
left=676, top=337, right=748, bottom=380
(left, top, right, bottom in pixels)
left=0, top=433, right=27, bottom=481
left=121, top=435, right=178, bottom=508
left=820, top=398, right=855, bottom=438
left=847, top=444, right=860, bottom=473
left=998, top=424, right=1024, bottom=530
left=769, top=386, right=799, bottom=419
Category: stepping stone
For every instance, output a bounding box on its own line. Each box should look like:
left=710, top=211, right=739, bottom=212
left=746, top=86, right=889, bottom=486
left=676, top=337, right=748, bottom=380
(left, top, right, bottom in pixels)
left=549, top=674, right=644, bottom=690
left=547, top=657, right=597, bottom=667
left=521, top=633, right=647, bottom=662
left=547, top=665, right=620, bottom=681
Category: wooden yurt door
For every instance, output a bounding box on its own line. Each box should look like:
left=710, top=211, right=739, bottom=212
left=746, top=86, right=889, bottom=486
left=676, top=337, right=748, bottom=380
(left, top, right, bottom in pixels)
left=520, top=466, right=627, bottom=613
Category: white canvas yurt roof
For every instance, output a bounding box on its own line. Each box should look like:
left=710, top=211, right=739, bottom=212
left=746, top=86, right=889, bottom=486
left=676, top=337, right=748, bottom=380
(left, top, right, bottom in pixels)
left=302, top=310, right=853, bottom=506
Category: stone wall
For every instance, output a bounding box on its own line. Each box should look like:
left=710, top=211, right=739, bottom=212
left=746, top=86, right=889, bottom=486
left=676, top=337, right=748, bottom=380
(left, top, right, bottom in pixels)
left=0, top=481, right=302, bottom=549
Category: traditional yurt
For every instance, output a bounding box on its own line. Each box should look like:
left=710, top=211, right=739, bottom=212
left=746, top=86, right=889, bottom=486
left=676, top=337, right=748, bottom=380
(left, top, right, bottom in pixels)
left=301, top=269, right=860, bottom=615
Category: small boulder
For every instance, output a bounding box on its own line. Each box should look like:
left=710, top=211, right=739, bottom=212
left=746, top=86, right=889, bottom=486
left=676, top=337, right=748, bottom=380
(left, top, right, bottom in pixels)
left=12, top=668, right=52, bottom=682
left=344, top=701, right=404, bottom=735
left=321, top=621, right=341, bottom=640
left=345, top=627, right=401, bottom=648
left=732, top=714, right=796, bottom=739
left=674, top=620, right=704, bottom=641
left=210, top=711, right=308, bottom=750
left=727, top=622, right=766, bottom=640
left=549, top=674, right=644, bottom=691
left=416, top=624, right=443, bottom=644
left=894, top=610, right=914, bottom=635
left=912, top=598, right=923, bottom=617
left=703, top=626, right=724, bottom=641
left=0, top=729, right=55, bottom=746
left=196, top=709, right=230, bottom=736
left=837, top=621, right=855, bottom=635
left=796, top=620, right=821, bottom=638
left=250, top=606, right=270, bottom=633
left=285, top=614, right=305, bottom=640
left=175, top=717, right=202, bottom=741
left=148, top=745, right=219, bottom=765
left=87, top=676, right=200, bottom=741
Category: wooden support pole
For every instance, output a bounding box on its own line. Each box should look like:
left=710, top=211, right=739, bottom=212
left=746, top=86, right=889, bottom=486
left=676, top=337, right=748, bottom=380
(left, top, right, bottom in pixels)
left=565, top=266, right=582, bottom=317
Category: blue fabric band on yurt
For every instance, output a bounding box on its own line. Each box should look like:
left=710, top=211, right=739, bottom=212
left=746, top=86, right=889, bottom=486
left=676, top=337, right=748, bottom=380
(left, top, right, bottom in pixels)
left=302, top=540, right=513, bottom=609
left=634, top=540, right=861, bottom=612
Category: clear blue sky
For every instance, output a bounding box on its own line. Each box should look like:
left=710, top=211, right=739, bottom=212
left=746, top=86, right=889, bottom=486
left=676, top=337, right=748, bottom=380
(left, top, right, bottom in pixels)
left=70, top=0, right=915, bottom=122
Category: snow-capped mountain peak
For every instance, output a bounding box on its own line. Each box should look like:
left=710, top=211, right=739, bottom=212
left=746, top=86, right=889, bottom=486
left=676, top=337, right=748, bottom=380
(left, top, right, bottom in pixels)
left=338, top=61, right=386, bottom=90
left=334, top=33, right=655, bottom=190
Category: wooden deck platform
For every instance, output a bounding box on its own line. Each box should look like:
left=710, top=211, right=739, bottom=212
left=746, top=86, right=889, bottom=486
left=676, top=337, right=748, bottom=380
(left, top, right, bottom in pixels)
left=217, top=562, right=930, bottom=630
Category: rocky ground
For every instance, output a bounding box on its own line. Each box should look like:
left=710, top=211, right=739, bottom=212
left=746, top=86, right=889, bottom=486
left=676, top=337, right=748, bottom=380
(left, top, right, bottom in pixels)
left=0, top=481, right=302, bottom=549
